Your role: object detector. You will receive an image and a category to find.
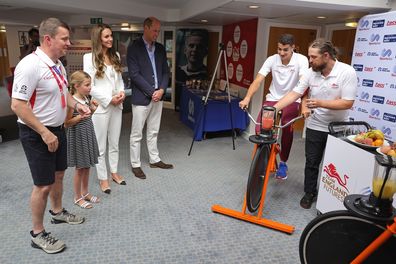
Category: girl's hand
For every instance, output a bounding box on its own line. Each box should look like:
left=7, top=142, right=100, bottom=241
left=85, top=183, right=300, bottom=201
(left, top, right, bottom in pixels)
left=76, top=103, right=91, bottom=118
left=91, top=99, right=99, bottom=107
left=90, top=99, right=98, bottom=113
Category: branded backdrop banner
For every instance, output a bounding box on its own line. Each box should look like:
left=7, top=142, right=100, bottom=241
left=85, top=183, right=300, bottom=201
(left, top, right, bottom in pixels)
left=350, top=11, right=396, bottom=142
left=221, top=18, right=257, bottom=88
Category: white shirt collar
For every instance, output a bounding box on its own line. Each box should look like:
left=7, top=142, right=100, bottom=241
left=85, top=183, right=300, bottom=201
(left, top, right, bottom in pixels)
left=276, top=52, right=297, bottom=67
left=35, top=47, right=59, bottom=67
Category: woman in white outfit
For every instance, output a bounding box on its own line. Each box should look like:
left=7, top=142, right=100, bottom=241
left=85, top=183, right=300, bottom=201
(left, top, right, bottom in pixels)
left=83, top=24, right=126, bottom=194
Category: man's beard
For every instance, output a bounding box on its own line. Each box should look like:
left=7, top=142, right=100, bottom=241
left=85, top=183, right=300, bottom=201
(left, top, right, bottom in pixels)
left=311, top=62, right=326, bottom=72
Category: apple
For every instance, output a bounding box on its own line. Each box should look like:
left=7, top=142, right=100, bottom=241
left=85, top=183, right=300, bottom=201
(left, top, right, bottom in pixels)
left=354, top=134, right=365, bottom=143
left=380, top=145, right=392, bottom=154
left=387, top=149, right=396, bottom=157
left=363, top=138, right=373, bottom=145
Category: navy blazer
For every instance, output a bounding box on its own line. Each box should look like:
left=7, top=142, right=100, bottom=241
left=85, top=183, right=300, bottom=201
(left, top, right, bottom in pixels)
left=127, top=37, right=169, bottom=106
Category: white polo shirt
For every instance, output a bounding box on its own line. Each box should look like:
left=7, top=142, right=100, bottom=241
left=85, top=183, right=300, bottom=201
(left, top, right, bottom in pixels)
left=12, top=47, right=68, bottom=127
left=293, top=60, right=357, bottom=132
left=258, top=52, right=308, bottom=101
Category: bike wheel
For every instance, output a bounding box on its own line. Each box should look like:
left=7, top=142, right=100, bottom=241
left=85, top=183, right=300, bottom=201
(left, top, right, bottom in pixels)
left=246, top=144, right=270, bottom=213
left=300, top=210, right=396, bottom=264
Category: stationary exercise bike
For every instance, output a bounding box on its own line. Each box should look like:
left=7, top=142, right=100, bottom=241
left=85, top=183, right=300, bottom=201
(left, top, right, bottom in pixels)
left=212, top=106, right=304, bottom=234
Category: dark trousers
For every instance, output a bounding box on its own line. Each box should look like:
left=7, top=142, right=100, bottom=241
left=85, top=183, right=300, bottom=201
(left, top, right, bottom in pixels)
left=304, top=128, right=329, bottom=194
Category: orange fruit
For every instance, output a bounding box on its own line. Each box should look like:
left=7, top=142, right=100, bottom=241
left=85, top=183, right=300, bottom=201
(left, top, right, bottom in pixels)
left=373, top=139, right=383, bottom=147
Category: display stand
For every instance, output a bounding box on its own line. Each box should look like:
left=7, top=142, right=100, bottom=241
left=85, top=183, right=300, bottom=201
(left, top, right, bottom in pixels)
left=188, top=43, right=235, bottom=156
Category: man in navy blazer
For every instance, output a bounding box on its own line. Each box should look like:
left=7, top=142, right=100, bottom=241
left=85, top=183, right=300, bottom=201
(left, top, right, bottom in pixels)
left=127, top=17, right=173, bottom=179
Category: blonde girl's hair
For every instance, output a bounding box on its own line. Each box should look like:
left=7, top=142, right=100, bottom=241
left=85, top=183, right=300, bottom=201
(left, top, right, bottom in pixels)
left=69, top=70, right=91, bottom=95
left=90, top=24, right=122, bottom=79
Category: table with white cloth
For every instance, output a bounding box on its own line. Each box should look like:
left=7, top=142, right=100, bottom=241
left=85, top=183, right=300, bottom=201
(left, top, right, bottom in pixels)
left=316, top=135, right=396, bottom=213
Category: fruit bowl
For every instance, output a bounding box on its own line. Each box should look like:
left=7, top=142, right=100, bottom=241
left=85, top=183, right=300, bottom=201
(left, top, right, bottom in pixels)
left=376, top=144, right=396, bottom=157
left=346, top=135, right=390, bottom=150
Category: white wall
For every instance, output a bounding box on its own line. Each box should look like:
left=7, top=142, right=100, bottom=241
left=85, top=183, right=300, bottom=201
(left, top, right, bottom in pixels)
left=6, top=25, right=94, bottom=69
left=5, top=25, right=32, bottom=68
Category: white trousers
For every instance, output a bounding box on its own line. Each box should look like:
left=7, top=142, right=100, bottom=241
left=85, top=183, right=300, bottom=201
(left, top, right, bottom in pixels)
left=92, top=105, right=122, bottom=180
left=130, top=101, right=163, bottom=167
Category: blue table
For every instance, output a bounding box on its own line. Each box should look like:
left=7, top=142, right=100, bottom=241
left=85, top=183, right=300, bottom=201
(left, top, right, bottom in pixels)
left=180, top=88, right=249, bottom=141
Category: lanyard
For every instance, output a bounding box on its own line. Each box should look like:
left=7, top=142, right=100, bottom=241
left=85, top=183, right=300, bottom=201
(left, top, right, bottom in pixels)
left=48, top=65, right=67, bottom=108
left=34, top=52, right=67, bottom=108
left=50, top=65, right=68, bottom=88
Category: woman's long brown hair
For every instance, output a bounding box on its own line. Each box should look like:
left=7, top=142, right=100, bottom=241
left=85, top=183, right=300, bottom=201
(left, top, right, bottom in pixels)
left=90, top=24, right=122, bottom=79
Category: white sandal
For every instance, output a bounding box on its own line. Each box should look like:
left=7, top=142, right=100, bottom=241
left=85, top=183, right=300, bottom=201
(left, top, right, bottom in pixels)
left=82, top=193, right=100, bottom=203
left=74, top=197, right=93, bottom=209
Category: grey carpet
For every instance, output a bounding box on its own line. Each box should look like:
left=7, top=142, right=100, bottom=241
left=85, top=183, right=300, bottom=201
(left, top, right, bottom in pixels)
left=0, top=109, right=317, bottom=263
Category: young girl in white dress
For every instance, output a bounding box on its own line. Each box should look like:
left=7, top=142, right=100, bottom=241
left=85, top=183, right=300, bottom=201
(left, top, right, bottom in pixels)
left=65, top=71, right=100, bottom=209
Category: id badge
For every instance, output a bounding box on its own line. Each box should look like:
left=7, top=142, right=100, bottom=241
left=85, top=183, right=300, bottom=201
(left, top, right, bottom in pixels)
left=61, top=94, right=66, bottom=108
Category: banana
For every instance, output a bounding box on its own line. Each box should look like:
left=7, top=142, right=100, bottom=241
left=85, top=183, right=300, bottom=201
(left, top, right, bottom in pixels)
left=365, top=129, right=384, bottom=140
left=373, top=130, right=384, bottom=140
left=365, top=131, right=376, bottom=139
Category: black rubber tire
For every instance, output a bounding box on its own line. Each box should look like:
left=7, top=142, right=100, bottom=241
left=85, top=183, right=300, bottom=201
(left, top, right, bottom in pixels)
left=299, top=210, right=396, bottom=264
left=246, top=144, right=270, bottom=213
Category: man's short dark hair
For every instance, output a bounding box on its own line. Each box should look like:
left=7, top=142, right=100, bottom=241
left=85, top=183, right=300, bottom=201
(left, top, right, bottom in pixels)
left=186, top=30, right=208, bottom=43
left=28, top=28, right=39, bottom=38
left=143, top=17, right=160, bottom=28
left=278, top=34, right=295, bottom=46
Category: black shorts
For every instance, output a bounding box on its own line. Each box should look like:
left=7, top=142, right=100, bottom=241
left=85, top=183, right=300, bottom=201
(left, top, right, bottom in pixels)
left=18, top=123, right=67, bottom=186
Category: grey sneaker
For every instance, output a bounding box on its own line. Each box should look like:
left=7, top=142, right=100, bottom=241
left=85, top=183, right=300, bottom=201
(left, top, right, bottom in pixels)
left=31, top=231, right=66, bottom=254
left=50, top=208, right=85, bottom=225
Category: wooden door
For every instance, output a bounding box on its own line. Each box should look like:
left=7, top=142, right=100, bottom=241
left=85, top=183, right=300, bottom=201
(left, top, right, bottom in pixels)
left=264, top=27, right=317, bottom=130
left=331, top=29, right=356, bottom=65
left=207, top=31, right=219, bottom=78
left=0, top=31, right=10, bottom=84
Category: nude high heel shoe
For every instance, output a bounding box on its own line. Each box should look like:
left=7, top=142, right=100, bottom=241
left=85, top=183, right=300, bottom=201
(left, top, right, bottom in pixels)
left=99, top=179, right=111, bottom=194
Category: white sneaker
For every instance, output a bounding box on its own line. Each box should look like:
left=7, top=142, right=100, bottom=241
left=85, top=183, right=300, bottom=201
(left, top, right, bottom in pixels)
left=31, top=230, right=66, bottom=254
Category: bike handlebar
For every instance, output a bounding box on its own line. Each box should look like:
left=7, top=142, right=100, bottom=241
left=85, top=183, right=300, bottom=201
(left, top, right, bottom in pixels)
left=244, top=109, right=305, bottom=129
left=277, top=115, right=304, bottom=128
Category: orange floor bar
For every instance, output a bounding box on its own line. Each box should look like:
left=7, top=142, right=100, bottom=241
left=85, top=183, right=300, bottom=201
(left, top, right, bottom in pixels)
left=211, top=143, right=295, bottom=235
left=212, top=205, right=295, bottom=234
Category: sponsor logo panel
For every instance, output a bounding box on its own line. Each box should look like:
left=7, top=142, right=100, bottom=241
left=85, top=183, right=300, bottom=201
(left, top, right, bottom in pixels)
left=380, top=49, right=393, bottom=60
left=383, top=34, right=396, bottom=43
left=362, top=79, right=374, bottom=87
left=359, top=91, right=370, bottom=102
left=353, top=64, right=363, bottom=71
left=386, top=99, right=396, bottom=106
left=372, top=20, right=385, bottom=28
left=383, top=113, right=396, bottom=122
left=372, top=95, right=385, bottom=104
left=387, top=20, right=396, bottom=26
left=369, top=108, right=381, bottom=120
left=369, top=34, right=381, bottom=45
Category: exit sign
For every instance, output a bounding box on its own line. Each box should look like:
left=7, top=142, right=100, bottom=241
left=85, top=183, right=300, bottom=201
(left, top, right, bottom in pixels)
left=90, top=18, right=103, bottom=24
